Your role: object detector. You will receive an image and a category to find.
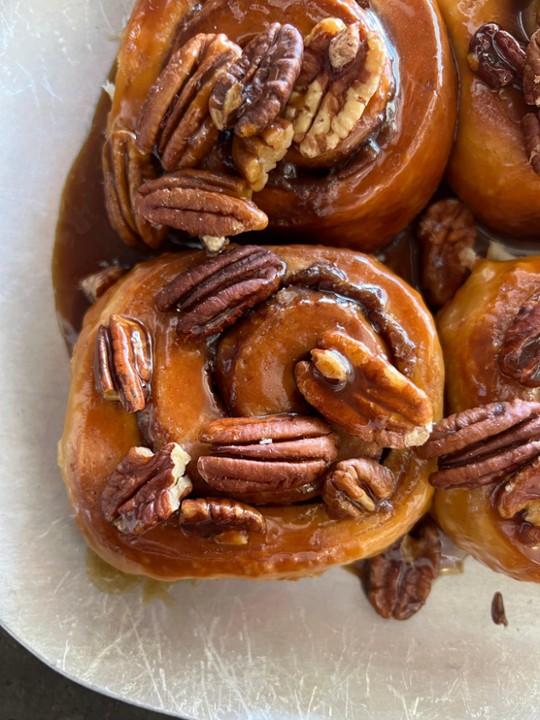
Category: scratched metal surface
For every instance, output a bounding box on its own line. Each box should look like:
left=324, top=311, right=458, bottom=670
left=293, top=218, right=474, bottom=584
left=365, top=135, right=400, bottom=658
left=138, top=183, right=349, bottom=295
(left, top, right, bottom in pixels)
left=1, top=1, right=539, bottom=718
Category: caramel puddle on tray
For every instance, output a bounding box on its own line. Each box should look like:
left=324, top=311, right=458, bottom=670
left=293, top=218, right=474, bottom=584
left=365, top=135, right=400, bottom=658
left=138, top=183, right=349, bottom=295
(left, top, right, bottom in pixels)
left=86, top=549, right=182, bottom=605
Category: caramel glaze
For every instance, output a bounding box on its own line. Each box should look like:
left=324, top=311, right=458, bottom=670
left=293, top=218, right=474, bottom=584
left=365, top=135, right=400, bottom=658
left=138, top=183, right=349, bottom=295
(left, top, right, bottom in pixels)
left=437, top=0, right=540, bottom=238
left=435, top=257, right=540, bottom=582
left=59, top=247, right=443, bottom=580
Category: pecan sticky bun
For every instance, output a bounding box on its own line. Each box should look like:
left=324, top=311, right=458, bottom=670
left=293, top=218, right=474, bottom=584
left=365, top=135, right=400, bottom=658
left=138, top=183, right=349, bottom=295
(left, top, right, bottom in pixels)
left=59, top=246, right=444, bottom=579
left=102, top=0, right=457, bottom=252
left=437, top=0, right=540, bottom=237
left=420, top=256, right=540, bottom=582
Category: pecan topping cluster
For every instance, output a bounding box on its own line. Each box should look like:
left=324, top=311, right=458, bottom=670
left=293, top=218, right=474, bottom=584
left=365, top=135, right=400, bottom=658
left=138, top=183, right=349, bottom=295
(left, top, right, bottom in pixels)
left=104, top=15, right=395, bottom=247
left=499, top=288, right=540, bottom=387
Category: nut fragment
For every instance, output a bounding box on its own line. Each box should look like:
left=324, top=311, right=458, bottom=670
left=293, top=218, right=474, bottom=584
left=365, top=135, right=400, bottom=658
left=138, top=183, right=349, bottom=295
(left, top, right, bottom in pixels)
left=179, top=497, right=266, bottom=544
left=417, top=399, right=540, bottom=488
left=198, top=414, right=339, bottom=504
left=136, top=169, right=268, bottom=239
left=232, top=117, right=294, bottom=191
left=491, top=591, right=509, bottom=627
left=102, top=131, right=166, bottom=248
left=496, top=456, right=540, bottom=525
left=467, top=23, right=527, bottom=89
left=79, top=265, right=128, bottom=304
left=295, top=331, right=433, bottom=448
left=366, top=518, right=441, bottom=620
left=521, top=112, right=540, bottom=175
left=524, top=29, right=540, bottom=106
left=322, top=458, right=394, bottom=519
left=499, top=288, right=540, bottom=386
left=155, top=244, right=284, bottom=338
left=136, top=34, right=242, bottom=170
left=101, top=443, right=192, bottom=535
left=209, top=23, right=303, bottom=137
left=94, top=314, right=152, bottom=413
left=417, top=199, right=477, bottom=307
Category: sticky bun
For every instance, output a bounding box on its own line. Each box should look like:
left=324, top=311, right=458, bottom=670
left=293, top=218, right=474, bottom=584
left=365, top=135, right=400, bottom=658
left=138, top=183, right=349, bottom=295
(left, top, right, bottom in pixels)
left=423, top=256, right=540, bottom=582
left=102, top=0, right=457, bottom=252
left=59, top=245, right=444, bottom=579
left=437, top=0, right=540, bottom=237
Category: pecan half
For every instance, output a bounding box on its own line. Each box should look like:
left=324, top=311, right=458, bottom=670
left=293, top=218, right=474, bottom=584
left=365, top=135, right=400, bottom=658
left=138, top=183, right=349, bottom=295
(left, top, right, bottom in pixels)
left=232, top=117, right=294, bottom=191
left=521, top=112, right=540, bottom=175
left=496, top=457, right=540, bottom=525
left=179, top=497, right=266, bottom=545
left=136, top=34, right=241, bottom=171
left=524, top=29, right=540, bottom=107
left=417, top=199, right=477, bottom=307
left=136, top=169, right=268, bottom=239
left=467, top=23, right=527, bottom=89
left=322, top=458, right=394, bottom=519
left=209, top=23, right=303, bottom=137
left=499, top=288, right=540, bottom=386
left=295, top=331, right=433, bottom=448
left=366, top=518, right=441, bottom=621
left=285, top=19, right=392, bottom=160
left=94, top=314, right=152, bottom=413
left=102, top=131, right=166, bottom=248
left=197, top=414, right=339, bottom=504
left=101, top=443, right=192, bottom=535
left=79, top=264, right=128, bottom=304
left=155, top=244, right=284, bottom=338
left=417, top=400, right=540, bottom=488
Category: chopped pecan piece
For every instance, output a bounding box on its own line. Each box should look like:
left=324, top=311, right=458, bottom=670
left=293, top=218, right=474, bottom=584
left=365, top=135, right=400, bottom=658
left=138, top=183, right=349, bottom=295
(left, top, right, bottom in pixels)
left=496, top=456, right=540, bottom=525
left=136, top=169, right=268, bottom=239
left=491, top=591, right=509, bottom=627
left=467, top=23, right=527, bottom=89
left=521, top=112, right=540, bottom=175
left=367, top=518, right=441, bottom=620
left=101, top=443, right=192, bottom=535
left=418, top=399, right=540, bottom=488
left=80, top=264, right=128, bottom=304
left=209, top=23, right=303, bottom=137
left=102, top=131, right=166, bottom=248
left=94, top=314, right=152, bottom=413
left=285, top=19, right=392, bottom=160
left=417, top=199, right=477, bottom=307
left=198, top=414, right=339, bottom=504
left=499, top=288, right=540, bottom=386
left=156, top=244, right=283, bottom=338
left=322, top=458, right=394, bottom=519
left=232, top=117, right=294, bottom=191
left=179, top=497, right=266, bottom=545
left=524, top=29, right=540, bottom=107
left=136, top=34, right=241, bottom=171
left=295, top=331, right=433, bottom=448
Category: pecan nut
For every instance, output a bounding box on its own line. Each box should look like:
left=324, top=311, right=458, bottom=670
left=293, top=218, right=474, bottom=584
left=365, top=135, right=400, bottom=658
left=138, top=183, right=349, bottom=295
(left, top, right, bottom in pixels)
left=179, top=497, right=266, bottom=545
left=197, top=414, right=339, bottom=504
left=467, top=23, right=527, bottom=89
left=491, top=591, right=509, bottom=627
left=94, top=314, right=153, bottom=413
left=209, top=23, right=303, bottom=137
left=101, top=443, right=192, bottom=535
left=79, top=264, right=128, bottom=305
left=521, top=112, right=540, bottom=175
left=322, top=458, right=395, bottom=519
left=524, top=29, right=540, bottom=107
left=136, top=34, right=241, bottom=171
left=366, top=517, right=441, bottom=621
left=417, top=399, right=540, bottom=488
left=155, top=244, right=284, bottom=338
left=232, top=117, right=294, bottom=191
left=499, top=288, right=540, bottom=386
left=285, top=19, right=393, bottom=161
left=417, top=199, right=477, bottom=307
left=136, top=169, right=268, bottom=239
left=495, top=457, right=540, bottom=525
left=102, top=131, right=166, bottom=248
left=295, top=331, right=433, bottom=448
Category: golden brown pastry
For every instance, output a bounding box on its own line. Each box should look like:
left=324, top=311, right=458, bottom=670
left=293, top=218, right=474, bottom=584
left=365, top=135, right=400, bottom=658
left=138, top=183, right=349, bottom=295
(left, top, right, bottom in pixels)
left=437, top=0, right=540, bottom=237
left=423, top=256, right=540, bottom=582
left=59, top=245, right=444, bottom=580
left=102, top=0, right=457, bottom=252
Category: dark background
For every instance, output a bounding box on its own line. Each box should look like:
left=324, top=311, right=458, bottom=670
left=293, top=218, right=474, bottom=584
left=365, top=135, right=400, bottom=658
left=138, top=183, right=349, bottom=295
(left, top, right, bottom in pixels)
left=0, top=625, right=179, bottom=720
